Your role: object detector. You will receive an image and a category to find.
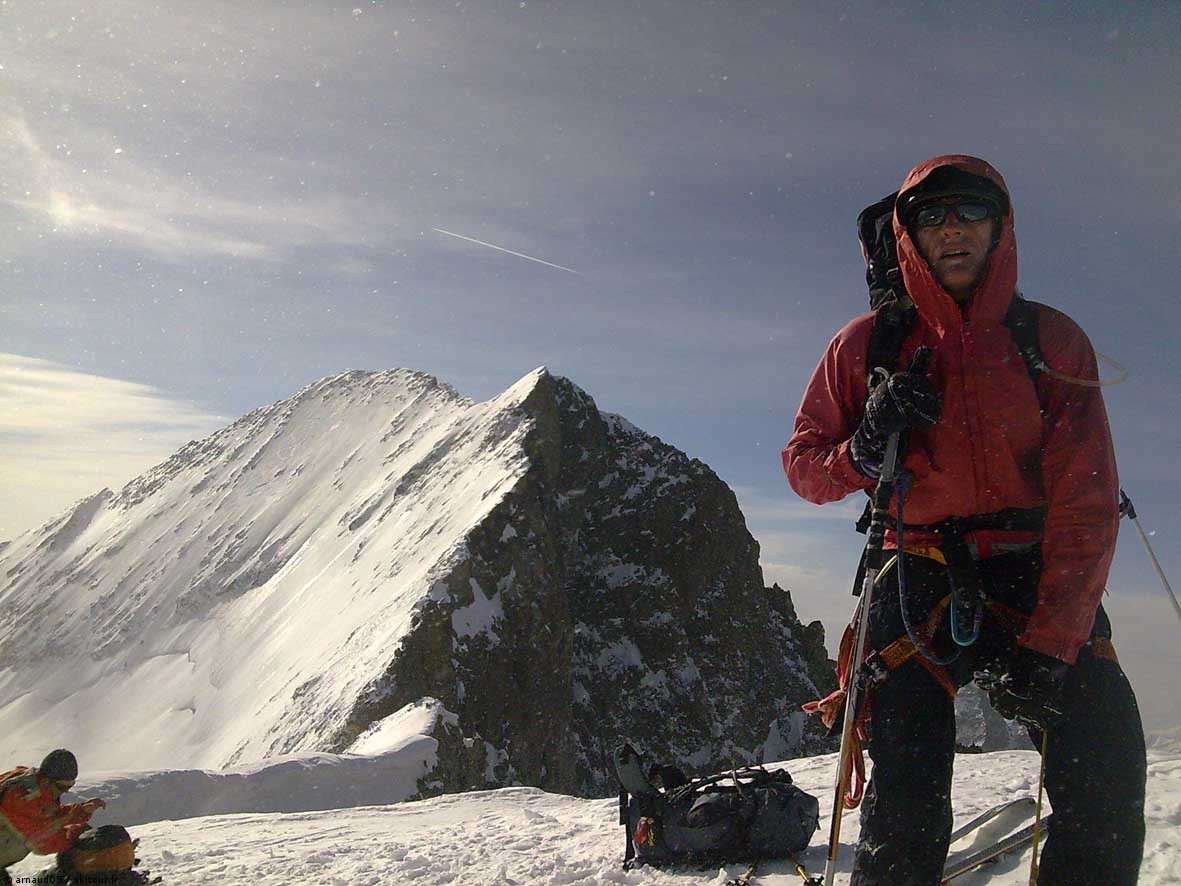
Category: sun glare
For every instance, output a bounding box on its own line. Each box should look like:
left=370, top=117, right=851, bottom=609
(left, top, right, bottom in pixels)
left=48, top=190, right=79, bottom=226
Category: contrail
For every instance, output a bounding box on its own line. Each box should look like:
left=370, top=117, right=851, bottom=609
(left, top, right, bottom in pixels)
left=432, top=227, right=581, bottom=275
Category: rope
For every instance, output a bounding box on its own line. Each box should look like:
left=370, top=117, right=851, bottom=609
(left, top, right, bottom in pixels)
left=1038, top=350, right=1129, bottom=388
left=895, top=481, right=961, bottom=666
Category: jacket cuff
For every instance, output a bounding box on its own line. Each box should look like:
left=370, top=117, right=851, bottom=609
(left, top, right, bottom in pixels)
left=1017, top=625, right=1083, bottom=666
left=829, top=440, right=875, bottom=491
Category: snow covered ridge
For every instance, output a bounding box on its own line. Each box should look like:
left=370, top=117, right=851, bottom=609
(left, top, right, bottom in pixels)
left=71, top=698, right=451, bottom=829
left=0, top=367, right=832, bottom=798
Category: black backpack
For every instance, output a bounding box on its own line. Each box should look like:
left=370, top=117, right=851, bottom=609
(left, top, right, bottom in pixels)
left=613, top=744, right=819, bottom=868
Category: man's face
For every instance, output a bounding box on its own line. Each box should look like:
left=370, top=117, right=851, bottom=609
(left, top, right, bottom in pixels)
left=47, top=778, right=74, bottom=799
left=912, top=197, right=999, bottom=302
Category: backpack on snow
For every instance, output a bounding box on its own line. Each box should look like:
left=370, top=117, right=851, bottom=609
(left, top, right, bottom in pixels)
left=613, top=743, right=819, bottom=868
left=41, top=824, right=160, bottom=885
left=62, top=825, right=136, bottom=877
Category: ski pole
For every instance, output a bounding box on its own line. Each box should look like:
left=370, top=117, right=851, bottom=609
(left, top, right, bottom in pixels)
left=1120, top=490, right=1181, bottom=626
left=1029, top=728, right=1049, bottom=885
left=823, top=347, right=930, bottom=886
left=823, top=430, right=900, bottom=886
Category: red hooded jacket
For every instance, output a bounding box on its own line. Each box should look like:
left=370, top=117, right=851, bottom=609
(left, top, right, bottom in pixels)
left=782, top=155, right=1119, bottom=664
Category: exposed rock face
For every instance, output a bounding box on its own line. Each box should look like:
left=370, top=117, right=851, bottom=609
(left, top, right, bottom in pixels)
left=344, top=372, right=835, bottom=796
left=955, top=681, right=1035, bottom=752
left=0, top=368, right=832, bottom=796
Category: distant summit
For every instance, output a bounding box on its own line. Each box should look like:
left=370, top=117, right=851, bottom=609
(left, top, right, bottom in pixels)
left=0, top=368, right=832, bottom=796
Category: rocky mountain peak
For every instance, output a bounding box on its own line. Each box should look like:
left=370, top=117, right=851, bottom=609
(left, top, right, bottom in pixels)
left=0, top=368, right=832, bottom=793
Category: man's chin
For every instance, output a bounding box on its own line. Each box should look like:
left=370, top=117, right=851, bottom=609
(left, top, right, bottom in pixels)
left=936, top=272, right=980, bottom=301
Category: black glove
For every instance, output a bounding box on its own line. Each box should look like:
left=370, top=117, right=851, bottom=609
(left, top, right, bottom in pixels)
left=983, top=648, right=1072, bottom=728
left=849, top=361, right=941, bottom=479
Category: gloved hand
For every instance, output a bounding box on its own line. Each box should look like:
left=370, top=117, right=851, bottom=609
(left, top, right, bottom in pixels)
left=849, top=362, right=941, bottom=479
left=984, top=647, right=1072, bottom=728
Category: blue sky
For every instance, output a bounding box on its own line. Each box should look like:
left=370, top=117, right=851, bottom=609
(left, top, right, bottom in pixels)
left=2, top=0, right=1179, bottom=737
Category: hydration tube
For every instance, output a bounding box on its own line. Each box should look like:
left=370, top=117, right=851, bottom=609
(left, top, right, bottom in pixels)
left=1036, top=350, right=1129, bottom=388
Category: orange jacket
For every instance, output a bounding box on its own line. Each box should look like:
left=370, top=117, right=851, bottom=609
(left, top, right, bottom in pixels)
left=783, top=155, right=1119, bottom=665
left=0, top=767, right=92, bottom=855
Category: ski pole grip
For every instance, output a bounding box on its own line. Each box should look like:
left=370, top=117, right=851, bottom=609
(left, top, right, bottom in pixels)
left=907, top=345, right=932, bottom=377
left=1119, top=488, right=1136, bottom=520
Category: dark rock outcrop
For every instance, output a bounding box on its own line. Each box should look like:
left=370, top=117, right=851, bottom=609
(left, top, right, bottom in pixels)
left=340, top=371, right=835, bottom=796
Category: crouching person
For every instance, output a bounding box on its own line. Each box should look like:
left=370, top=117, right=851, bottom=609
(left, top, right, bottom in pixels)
left=0, top=749, right=105, bottom=885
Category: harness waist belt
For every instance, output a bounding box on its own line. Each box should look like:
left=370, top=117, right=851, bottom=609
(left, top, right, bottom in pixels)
left=903, top=540, right=1040, bottom=565
left=857, top=504, right=1047, bottom=538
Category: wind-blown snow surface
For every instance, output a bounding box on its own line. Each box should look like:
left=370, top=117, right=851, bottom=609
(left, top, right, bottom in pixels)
left=12, top=749, right=1179, bottom=885
left=0, top=369, right=539, bottom=769
left=57, top=698, right=453, bottom=828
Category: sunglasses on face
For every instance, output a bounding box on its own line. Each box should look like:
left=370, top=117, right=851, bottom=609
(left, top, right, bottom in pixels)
left=53, top=780, right=75, bottom=792
left=911, top=200, right=995, bottom=228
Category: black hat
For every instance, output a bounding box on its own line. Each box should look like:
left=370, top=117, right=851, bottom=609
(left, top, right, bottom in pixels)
left=38, top=749, right=78, bottom=782
left=898, top=165, right=1009, bottom=226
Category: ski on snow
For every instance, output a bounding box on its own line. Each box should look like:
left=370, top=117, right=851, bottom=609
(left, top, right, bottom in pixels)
left=726, top=797, right=1040, bottom=884
left=949, top=796, right=1035, bottom=843
left=942, top=813, right=1053, bottom=882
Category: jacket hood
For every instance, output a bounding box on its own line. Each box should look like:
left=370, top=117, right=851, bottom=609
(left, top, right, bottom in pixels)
left=893, top=154, right=1018, bottom=333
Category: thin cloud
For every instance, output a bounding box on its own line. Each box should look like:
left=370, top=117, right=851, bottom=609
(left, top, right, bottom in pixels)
left=0, top=354, right=225, bottom=540
left=733, top=484, right=867, bottom=526
left=0, top=109, right=396, bottom=262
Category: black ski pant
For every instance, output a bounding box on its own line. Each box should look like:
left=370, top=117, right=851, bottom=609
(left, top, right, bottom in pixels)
left=850, top=548, right=1146, bottom=886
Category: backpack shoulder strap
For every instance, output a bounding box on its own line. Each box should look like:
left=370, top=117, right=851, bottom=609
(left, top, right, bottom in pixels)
left=0, top=766, right=35, bottom=805
left=865, top=301, right=917, bottom=389
left=1002, top=292, right=1046, bottom=384
left=1002, top=293, right=1050, bottom=417
left=0, top=767, right=29, bottom=784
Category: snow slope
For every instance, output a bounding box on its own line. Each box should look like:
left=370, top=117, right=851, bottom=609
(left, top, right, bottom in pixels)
left=65, top=698, right=453, bottom=828
left=0, top=369, right=539, bottom=770
left=13, top=749, right=1178, bottom=885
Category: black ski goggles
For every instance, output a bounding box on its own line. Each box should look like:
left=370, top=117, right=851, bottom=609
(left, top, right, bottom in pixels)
left=910, top=200, right=997, bottom=228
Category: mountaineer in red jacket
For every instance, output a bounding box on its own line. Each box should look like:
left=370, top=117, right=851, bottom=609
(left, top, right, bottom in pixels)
left=0, top=749, right=105, bottom=885
left=784, top=155, right=1145, bottom=884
